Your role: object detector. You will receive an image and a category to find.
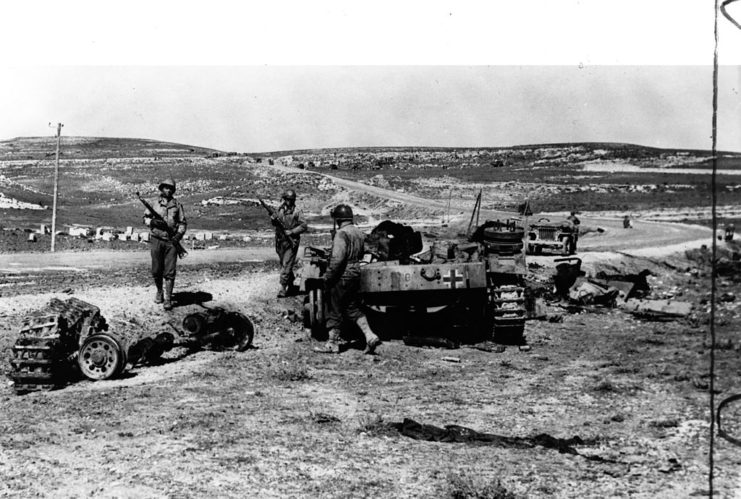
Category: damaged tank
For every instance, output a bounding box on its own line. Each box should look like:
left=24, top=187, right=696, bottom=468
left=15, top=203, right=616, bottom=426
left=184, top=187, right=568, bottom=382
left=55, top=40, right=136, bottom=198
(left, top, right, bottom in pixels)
left=301, top=218, right=530, bottom=345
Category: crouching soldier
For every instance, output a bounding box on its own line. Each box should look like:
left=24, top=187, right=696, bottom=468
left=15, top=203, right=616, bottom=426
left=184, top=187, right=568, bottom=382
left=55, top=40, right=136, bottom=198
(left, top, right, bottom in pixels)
left=273, top=189, right=308, bottom=298
left=315, top=204, right=380, bottom=354
left=143, top=178, right=187, bottom=310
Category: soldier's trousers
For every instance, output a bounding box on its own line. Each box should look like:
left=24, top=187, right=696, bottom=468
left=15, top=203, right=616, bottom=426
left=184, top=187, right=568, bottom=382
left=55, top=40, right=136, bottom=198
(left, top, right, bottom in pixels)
left=325, top=277, right=364, bottom=331
left=277, top=240, right=298, bottom=287
left=150, top=237, right=178, bottom=280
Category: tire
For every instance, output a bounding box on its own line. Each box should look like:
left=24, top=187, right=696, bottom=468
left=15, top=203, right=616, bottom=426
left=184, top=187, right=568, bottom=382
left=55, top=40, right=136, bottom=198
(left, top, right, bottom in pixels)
left=527, top=245, right=541, bottom=255
left=569, top=239, right=577, bottom=255
left=560, top=237, right=572, bottom=256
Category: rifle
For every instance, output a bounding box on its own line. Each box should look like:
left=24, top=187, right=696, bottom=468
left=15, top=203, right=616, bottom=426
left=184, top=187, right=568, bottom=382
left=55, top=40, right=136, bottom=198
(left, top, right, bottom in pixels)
left=135, top=191, right=188, bottom=259
left=258, top=198, right=297, bottom=249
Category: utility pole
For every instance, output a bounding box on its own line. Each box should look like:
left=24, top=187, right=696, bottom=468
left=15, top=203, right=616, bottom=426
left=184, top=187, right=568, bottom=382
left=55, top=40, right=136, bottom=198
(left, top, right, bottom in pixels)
left=50, top=122, right=63, bottom=252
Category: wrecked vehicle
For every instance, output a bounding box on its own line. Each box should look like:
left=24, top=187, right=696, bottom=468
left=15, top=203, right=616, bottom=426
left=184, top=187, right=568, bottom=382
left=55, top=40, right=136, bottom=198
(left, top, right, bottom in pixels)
left=526, top=217, right=578, bottom=256
left=7, top=297, right=254, bottom=394
left=301, top=218, right=530, bottom=345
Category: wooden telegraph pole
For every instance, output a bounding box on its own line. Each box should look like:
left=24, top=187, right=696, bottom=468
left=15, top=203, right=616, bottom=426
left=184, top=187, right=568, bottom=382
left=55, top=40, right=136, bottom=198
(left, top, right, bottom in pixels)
left=50, top=122, right=63, bottom=252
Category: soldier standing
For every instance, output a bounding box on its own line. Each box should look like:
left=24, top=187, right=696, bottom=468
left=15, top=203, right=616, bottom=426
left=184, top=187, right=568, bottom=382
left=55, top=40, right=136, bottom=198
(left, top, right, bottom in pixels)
left=567, top=210, right=581, bottom=248
left=315, top=204, right=380, bottom=354
left=143, top=178, right=187, bottom=310
left=273, top=189, right=307, bottom=298
left=566, top=210, right=581, bottom=227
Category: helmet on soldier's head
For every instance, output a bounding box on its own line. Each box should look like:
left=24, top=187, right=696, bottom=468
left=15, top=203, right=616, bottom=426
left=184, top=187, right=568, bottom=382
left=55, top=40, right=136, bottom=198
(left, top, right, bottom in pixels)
left=281, top=189, right=297, bottom=201
left=331, top=204, right=353, bottom=221
left=159, top=178, right=176, bottom=192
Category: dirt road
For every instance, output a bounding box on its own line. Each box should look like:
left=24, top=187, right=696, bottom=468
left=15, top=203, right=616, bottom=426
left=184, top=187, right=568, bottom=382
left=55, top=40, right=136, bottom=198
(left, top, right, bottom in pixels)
left=271, top=163, right=715, bottom=254
left=0, top=166, right=714, bottom=274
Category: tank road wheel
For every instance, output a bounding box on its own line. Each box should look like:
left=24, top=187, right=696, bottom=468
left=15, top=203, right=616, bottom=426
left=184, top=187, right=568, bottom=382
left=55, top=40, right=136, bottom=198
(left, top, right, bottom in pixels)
left=304, top=285, right=326, bottom=339
left=78, top=334, right=126, bottom=380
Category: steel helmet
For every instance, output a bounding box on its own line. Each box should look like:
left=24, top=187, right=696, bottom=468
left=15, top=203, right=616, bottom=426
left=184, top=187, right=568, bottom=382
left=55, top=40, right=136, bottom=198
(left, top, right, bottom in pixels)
left=281, top=189, right=297, bottom=201
left=331, top=204, right=353, bottom=221
left=159, top=178, right=176, bottom=192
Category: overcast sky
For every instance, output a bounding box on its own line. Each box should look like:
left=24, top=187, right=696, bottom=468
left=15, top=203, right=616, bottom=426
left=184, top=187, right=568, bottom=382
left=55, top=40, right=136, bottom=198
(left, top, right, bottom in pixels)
left=2, top=1, right=741, bottom=153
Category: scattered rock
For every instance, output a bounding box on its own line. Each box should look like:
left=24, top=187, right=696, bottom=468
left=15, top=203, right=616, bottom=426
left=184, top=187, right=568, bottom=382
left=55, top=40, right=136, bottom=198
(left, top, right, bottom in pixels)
left=719, top=292, right=736, bottom=302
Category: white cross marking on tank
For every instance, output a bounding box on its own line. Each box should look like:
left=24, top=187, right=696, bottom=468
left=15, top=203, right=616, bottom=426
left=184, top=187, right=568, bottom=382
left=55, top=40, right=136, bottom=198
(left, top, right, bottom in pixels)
left=443, top=269, right=464, bottom=289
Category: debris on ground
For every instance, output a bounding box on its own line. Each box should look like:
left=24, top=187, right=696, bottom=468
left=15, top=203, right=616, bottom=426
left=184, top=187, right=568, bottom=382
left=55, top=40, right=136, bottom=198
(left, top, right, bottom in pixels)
left=594, top=269, right=653, bottom=300
left=392, top=418, right=615, bottom=462
left=568, top=279, right=620, bottom=307
left=403, top=336, right=460, bottom=349
left=621, top=299, right=693, bottom=321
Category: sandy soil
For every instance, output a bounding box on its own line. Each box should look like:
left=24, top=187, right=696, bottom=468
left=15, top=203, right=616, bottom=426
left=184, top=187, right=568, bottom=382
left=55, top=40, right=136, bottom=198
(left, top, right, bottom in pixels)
left=0, top=251, right=740, bottom=498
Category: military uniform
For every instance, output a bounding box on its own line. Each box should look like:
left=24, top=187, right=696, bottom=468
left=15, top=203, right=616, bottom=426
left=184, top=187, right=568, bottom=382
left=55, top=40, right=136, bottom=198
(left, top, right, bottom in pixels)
left=324, top=222, right=366, bottom=330
left=567, top=212, right=580, bottom=248
left=144, top=179, right=187, bottom=310
left=273, top=193, right=307, bottom=296
left=316, top=204, right=379, bottom=354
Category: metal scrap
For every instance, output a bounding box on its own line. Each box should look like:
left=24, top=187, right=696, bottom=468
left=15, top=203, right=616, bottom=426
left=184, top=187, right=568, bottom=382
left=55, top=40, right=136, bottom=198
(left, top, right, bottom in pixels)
left=621, top=299, right=692, bottom=321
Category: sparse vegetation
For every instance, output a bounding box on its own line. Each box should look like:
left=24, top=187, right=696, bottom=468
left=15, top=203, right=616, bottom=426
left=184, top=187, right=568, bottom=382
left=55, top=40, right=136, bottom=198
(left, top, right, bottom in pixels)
left=443, top=472, right=519, bottom=499
left=0, top=136, right=740, bottom=497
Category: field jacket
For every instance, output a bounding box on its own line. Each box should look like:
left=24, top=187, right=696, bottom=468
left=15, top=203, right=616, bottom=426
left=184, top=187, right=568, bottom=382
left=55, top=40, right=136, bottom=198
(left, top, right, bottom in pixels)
left=274, top=204, right=307, bottom=247
left=323, top=222, right=365, bottom=287
left=143, top=196, right=187, bottom=241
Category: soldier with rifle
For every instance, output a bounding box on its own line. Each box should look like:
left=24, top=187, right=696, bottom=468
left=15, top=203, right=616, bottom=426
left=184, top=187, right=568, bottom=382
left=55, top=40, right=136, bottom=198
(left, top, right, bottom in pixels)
left=260, top=189, right=307, bottom=297
left=314, top=204, right=380, bottom=355
left=139, top=178, right=187, bottom=310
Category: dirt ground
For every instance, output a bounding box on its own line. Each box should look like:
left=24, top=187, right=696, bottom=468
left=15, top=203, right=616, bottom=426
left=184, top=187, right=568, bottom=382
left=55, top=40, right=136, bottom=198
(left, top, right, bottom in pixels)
left=1, top=246, right=740, bottom=498
left=1, top=140, right=740, bottom=497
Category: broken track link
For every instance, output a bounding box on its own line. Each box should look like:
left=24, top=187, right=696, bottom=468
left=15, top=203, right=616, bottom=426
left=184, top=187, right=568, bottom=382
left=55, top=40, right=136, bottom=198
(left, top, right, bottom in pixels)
left=7, top=297, right=111, bottom=393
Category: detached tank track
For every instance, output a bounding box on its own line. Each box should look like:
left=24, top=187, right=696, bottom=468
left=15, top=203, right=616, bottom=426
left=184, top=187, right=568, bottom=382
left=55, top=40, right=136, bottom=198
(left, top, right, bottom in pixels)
left=490, top=283, right=527, bottom=344
left=482, top=222, right=528, bottom=345
left=7, top=297, right=108, bottom=394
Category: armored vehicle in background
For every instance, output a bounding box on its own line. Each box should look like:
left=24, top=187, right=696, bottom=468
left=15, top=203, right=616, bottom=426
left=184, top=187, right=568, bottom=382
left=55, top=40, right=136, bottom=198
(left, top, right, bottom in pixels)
left=526, top=218, right=578, bottom=256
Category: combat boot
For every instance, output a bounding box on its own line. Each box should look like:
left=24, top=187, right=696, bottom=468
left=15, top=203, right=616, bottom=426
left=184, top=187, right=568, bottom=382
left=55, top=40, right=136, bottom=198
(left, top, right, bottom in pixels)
left=356, top=316, right=380, bottom=354
left=277, top=285, right=288, bottom=298
left=314, top=328, right=341, bottom=354
left=163, top=279, right=174, bottom=311
left=154, top=276, right=164, bottom=304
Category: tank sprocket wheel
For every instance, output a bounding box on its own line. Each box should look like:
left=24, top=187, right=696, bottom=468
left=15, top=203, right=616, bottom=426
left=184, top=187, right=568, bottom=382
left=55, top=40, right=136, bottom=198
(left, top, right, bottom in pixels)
left=78, top=334, right=127, bottom=380
left=224, top=312, right=255, bottom=352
